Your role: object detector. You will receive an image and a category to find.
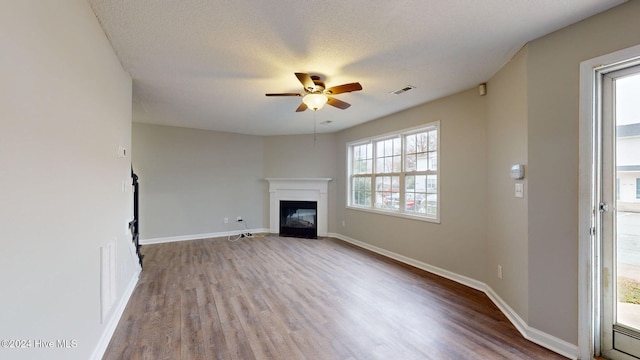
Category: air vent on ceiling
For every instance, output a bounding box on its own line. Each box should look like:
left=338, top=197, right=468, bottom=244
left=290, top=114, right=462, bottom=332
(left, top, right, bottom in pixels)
left=390, top=85, right=416, bottom=95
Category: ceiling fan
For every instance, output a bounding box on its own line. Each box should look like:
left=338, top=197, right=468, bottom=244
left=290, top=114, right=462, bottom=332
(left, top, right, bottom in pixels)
left=265, top=73, right=363, bottom=112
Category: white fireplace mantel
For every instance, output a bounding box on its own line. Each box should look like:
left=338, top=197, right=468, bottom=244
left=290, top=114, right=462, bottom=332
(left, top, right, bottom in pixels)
left=266, top=178, right=331, bottom=237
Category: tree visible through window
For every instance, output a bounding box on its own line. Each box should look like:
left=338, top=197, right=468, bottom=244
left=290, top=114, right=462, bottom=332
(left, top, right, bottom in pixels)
left=348, top=123, right=439, bottom=221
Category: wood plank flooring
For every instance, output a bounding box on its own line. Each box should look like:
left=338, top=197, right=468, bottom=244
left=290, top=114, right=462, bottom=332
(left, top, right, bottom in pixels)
left=103, top=235, right=567, bottom=359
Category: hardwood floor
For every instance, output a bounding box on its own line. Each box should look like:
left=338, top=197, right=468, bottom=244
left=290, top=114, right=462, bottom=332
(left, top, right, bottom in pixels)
left=103, top=235, right=567, bottom=359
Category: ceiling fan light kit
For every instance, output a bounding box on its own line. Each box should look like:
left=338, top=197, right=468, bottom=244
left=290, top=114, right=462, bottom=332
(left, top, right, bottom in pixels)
left=266, top=72, right=362, bottom=112
left=302, top=93, right=328, bottom=111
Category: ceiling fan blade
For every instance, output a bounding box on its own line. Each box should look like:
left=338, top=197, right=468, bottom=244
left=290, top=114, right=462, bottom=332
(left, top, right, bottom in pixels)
left=327, top=97, right=351, bottom=110
left=295, top=102, right=308, bottom=112
left=325, top=82, right=362, bottom=95
left=265, top=93, right=302, bottom=96
left=295, top=73, right=316, bottom=92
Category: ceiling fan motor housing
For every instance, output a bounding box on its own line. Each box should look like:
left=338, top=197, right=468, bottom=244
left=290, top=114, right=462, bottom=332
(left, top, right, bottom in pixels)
left=309, top=76, right=325, bottom=93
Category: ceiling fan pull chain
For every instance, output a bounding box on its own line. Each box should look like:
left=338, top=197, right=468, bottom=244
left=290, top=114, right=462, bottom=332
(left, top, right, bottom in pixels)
left=313, top=111, right=317, bottom=145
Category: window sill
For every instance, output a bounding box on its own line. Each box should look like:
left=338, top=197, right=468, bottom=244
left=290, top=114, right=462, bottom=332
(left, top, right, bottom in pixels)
left=346, top=205, right=440, bottom=224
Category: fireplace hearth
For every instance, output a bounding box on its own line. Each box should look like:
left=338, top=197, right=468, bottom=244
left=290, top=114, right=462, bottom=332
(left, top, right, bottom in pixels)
left=280, top=200, right=317, bottom=239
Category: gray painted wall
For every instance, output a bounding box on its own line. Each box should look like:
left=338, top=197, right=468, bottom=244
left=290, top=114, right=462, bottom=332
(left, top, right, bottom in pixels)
left=335, top=89, right=488, bottom=282
left=263, top=134, right=338, bottom=232
left=486, top=47, right=529, bottom=321
left=132, top=123, right=266, bottom=240
left=526, top=0, right=640, bottom=344
left=131, top=127, right=341, bottom=240
left=0, top=1, right=137, bottom=359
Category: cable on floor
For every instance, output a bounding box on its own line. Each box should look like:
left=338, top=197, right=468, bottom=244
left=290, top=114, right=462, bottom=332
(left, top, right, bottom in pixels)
left=227, top=219, right=265, bottom=242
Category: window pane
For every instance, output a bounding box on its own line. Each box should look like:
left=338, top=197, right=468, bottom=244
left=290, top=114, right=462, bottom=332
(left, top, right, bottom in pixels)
left=375, top=138, right=401, bottom=174
left=428, top=152, right=437, bottom=171
left=417, top=153, right=428, bottom=171
left=353, top=143, right=372, bottom=174
left=425, top=193, right=437, bottom=216
left=376, top=158, right=385, bottom=172
left=425, top=175, right=437, bottom=215
left=406, top=131, right=437, bottom=172
left=377, top=141, right=385, bottom=157
left=428, top=129, right=437, bottom=151
left=352, top=176, right=371, bottom=206
left=392, top=156, right=401, bottom=172
left=375, top=175, right=399, bottom=210
left=403, top=174, right=437, bottom=216
left=405, top=174, right=428, bottom=213
left=427, top=174, right=437, bottom=193
left=382, top=157, right=389, bottom=172
left=406, top=153, right=416, bottom=172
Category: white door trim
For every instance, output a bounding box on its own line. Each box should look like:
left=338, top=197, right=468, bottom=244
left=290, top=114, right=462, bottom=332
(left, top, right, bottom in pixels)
left=579, top=43, right=640, bottom=360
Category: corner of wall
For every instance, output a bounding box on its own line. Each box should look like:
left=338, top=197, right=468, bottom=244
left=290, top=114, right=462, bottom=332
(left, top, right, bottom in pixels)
left=485, top=44, right=530, bottom=322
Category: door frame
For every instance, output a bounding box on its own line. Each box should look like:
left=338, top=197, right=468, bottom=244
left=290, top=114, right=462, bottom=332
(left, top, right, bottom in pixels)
left=579, top=44, right=640, bottom=360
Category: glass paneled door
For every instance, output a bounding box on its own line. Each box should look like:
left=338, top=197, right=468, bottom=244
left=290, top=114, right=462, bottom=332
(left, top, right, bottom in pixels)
left=601, top=64, right=640, bottom=360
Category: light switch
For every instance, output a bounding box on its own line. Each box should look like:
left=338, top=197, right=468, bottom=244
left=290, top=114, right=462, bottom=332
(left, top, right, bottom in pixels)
left=515, top=183, right=524, bottom=198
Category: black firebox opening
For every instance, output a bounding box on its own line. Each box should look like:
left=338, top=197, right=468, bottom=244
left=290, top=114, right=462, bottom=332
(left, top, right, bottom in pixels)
left=279, top=200, right=317, bottom=239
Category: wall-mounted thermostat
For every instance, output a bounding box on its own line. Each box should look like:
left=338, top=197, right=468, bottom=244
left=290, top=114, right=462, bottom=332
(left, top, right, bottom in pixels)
left=510, top=164, right=525, bottom=180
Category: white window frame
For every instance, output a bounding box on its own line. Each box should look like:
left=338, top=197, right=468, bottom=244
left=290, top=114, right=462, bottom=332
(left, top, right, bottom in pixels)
left=347, top=122, right=440, bottom=223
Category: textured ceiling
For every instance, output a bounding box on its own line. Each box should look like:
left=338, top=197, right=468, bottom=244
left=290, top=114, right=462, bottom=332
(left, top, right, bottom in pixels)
left=89, top=0, right=625, bottom=136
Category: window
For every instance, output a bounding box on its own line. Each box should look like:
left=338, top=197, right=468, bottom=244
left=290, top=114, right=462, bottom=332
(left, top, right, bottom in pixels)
left=636, top=178, right=640, bottom=199
left=347, top=122, right=439, bottom=221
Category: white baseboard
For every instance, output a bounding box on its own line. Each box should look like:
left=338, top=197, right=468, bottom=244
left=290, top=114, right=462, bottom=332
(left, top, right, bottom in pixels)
left=329, top=232, right=579, bottom=360
left=140, top=228, right=270, bottom=245
left=90, top=268, right=140, bottom=360
left=483, top=286, right=579, bottom=359
left=329, top=232, right=486, bottom=292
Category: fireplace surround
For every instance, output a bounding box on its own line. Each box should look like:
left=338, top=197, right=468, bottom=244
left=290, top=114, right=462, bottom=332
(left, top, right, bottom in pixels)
left=266, top=178, right=331, bottom=237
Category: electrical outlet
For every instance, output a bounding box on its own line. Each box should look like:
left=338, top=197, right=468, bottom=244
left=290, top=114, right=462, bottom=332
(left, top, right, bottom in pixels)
left=224, top=217, right=229, bottom=224
left=498, top=265, right=503, bottom=279
left=236, top=216, right=243, bottom=222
